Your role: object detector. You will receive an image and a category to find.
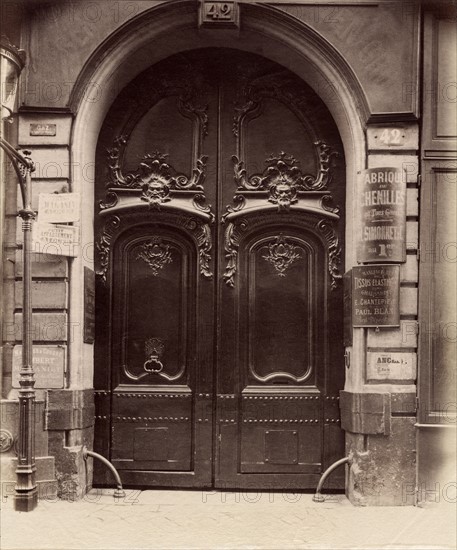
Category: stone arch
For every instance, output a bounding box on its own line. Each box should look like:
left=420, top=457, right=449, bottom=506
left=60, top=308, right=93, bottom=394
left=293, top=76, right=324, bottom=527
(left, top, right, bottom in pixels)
left=69, top=0, right=366, bottom=386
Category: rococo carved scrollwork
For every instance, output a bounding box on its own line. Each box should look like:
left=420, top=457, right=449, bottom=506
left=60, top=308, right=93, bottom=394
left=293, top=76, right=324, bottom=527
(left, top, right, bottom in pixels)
left=195, top=222, right=213, bottom=279
left=222, top=213, right=342, bottom=290
left=101, top=146, right=209, bottom=210
left=96, top=136, right=214, bottom=282
left=95, top=215, right=121, bottom=284
left=262, top=235, right=301, bottom=277
left=222, top=219, right=248, bottom=287
left=135, top=238, right=173, bottom=275
left=316, top=218, right=343, bottom=290
left=232, top=144, right=337, bottom=210
left=222, top=143, right=341, bottom=287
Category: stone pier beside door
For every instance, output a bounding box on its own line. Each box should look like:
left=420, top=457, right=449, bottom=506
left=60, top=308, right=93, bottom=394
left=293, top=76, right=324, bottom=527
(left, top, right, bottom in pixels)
left=341, top=128, right=420, bottom=506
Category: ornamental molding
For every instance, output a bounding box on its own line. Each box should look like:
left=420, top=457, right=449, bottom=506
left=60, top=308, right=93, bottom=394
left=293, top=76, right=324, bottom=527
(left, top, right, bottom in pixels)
left=222, top=144, right=341, bottom=288
left=95, top=211, right=213, bottom=284
left=96, top=134, right=214, bottom=282
left=135, top=238, right=173, bottom=275
left=95, top=215, right=121, bottom=284
left=233, top=143, right=338, bottom=198
left=262, top=235, right=301, bottom=277
left=100, top=141, right=210, bottom=211
left=222, top=213, right=342, bottom=289
left=316, top=218, right=343, bottom=290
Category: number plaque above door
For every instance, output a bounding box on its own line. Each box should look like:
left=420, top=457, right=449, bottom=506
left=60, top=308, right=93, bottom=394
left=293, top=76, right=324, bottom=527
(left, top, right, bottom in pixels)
left=198, top=1, right=240, bottom=29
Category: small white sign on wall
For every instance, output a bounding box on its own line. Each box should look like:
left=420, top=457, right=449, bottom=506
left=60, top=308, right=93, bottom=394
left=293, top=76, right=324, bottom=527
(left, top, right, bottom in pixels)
left=367, top=351, right=416, bottom=381
left=33, top=222, right=80, bottom=257
left=38, top=193, right=81, bottom=223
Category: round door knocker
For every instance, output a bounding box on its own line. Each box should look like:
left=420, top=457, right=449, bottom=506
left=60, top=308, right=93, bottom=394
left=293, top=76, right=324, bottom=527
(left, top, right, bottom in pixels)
left=144, top=356, right=164, bottom=373
left=143, top=337, right=165, bottom=374
left=0, top=430, right=14, bottom=453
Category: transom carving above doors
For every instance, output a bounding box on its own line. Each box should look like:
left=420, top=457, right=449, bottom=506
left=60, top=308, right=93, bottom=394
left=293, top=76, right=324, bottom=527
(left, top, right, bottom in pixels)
left=222, top=212, right=342, bottom=289
left=96, top=136, right=214, bottom=283
left=232, top=145, right=339, bottom=210
left=222, top=144, right=342, bottom=288
left=96, top=211, right=213, bottom=284
left=101, top=138, right=210, bottom=209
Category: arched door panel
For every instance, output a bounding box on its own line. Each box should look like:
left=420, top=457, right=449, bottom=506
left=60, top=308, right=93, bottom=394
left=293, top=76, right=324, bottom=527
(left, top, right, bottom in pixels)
left=94, top=48, right=345, bottom=490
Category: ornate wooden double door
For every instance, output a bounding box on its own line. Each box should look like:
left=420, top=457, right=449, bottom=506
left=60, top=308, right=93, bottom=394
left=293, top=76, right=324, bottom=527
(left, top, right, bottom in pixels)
left=94, top=49, right=346, bottom=490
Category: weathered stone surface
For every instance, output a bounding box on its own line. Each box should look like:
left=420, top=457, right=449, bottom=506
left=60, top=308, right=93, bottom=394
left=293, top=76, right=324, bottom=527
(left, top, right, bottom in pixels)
left=48, top=426, right=94, bottom=500
left=400, top=286, right=418, bottom=316
left=391, top=392, right=416, bottom=415
left=346, top=417, right=416, bottom=506
left=29, top=148, right=70, bottom=179
left=15, top=281, right=67, bottom=309
left=340, top=391, right=391, bottom=435
left=400, top=254, right=418, bottom=283
left=15, top=250, right=69, bottom=278
left=367, top=320, right=418, bottom=348
left=10, top=313, right=68, bottom=342
left=46, top=389, right=95, bottom=430
left=406, top=187, right=419, bottom=217
left=406, top=220, right=419, bottom=250
left=18, top=114, right=73, bottom=146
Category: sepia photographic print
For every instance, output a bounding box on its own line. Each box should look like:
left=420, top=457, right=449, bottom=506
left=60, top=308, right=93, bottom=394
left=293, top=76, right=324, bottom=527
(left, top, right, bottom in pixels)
left=0, top=1, right=456, bottom=548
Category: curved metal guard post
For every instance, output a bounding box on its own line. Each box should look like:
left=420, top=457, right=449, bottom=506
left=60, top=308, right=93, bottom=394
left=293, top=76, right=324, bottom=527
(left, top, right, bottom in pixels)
left=82, top=446, right=126, bottom=499
left=313, top=456, right=351, bottom=503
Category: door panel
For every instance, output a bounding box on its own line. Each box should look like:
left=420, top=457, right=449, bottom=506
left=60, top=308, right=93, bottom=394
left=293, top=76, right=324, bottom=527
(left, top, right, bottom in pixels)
left=110, top=228, right=195, bottom=472
left=94, top=48, right=345, bottom=490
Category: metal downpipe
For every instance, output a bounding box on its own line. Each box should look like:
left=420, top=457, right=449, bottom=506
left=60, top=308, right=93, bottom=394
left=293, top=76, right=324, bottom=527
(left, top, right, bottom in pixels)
left=82, top=447, right=126, bottom=499
left=313, top=456, right=351, bottom=502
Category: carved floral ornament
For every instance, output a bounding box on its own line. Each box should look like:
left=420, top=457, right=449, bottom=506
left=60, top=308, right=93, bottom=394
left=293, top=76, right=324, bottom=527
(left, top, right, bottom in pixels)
left=96, top=214, right=213, bottom=283
left=262, top=235, right=301, bottom=277
left=222, top=217, right=342, bottom=289
left=135, top=238, right=173, bottom=276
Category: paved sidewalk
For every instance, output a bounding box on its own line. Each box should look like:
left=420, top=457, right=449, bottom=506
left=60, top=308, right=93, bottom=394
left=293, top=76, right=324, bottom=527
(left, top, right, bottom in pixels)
left=1, top=489, right=456, bottom=550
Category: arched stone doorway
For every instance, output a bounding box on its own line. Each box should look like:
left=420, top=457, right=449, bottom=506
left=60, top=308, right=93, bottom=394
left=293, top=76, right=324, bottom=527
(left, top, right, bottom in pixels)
left=68, top=1, right=366, bottom=491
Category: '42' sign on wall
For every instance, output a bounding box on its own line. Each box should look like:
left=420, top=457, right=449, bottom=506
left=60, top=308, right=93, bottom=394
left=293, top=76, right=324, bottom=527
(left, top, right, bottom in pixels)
left=199, top=1, right=239, bottom=28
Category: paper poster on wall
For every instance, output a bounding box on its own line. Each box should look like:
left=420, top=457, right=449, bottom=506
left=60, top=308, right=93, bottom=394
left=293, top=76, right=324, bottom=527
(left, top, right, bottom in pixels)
left=357, top=167, right=406, bottom=263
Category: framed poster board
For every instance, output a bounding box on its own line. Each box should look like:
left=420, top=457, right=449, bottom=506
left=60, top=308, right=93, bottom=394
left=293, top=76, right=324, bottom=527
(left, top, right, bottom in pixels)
left=352, top=265, right=400, bottom=328
left=357, top=167, right=406, bottom=263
